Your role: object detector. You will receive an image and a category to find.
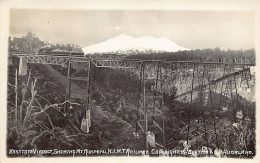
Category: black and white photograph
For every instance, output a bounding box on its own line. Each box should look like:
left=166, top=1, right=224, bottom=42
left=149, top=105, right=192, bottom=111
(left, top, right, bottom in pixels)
left=0, top=0, right=259, bottom=162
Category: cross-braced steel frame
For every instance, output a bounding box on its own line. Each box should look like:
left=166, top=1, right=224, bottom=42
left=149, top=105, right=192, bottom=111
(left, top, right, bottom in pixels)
left=136, top=62, right=166, bottom=150
left=64, top=59, right=91, bottom=118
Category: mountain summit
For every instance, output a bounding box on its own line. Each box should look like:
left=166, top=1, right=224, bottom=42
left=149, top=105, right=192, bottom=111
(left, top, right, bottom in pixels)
left=83, top=34, right=188, bottom=55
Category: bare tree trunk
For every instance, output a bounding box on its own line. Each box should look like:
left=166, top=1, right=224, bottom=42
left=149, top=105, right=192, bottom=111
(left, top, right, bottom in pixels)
left=15, top=69, right=18, bottom=127
left=22, top=79, right=37, bottom=130
left=19, top=70, right=31, bottom=126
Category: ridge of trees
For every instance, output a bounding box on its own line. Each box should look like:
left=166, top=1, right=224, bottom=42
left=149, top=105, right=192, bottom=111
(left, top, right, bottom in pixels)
left=9, top=32, right=83, bottom=54
left=125, top=47, right=255, bottom=64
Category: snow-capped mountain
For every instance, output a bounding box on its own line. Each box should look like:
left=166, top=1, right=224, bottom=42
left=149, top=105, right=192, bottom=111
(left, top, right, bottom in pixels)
left=83, top=34, right=188, bottom=55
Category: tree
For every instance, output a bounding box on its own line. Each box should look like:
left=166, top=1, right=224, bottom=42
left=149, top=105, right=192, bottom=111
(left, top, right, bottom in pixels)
left=8, top=36, right=12, bottom=54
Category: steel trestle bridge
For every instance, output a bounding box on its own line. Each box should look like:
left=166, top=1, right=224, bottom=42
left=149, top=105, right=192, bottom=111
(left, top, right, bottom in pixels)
left=12, top=53, right=255, bottom=152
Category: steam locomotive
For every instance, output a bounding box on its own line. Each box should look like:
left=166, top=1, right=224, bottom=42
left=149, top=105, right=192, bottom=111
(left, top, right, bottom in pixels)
left=38, top=45, right=84, bottom=56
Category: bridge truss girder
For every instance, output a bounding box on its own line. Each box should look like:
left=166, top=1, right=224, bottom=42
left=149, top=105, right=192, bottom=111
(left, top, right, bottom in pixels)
left=91, top=59, right=143, bottom=68
left=13, top=54, right=254, bottom=69
left=13, top=54, right=90, bottom=66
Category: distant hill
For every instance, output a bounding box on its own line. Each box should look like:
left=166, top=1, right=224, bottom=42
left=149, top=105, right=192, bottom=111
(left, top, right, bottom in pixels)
left=82, top=34, right=188, bottom=55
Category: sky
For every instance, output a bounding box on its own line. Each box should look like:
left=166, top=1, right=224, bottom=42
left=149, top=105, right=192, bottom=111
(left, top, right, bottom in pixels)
left=9, top=9, right=255, bottom=50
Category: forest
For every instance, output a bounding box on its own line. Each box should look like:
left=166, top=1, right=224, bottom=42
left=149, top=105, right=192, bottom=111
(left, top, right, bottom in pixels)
left=9, top=32, right=82, bottom=54
left=126, top=48, right=255, bottom=63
